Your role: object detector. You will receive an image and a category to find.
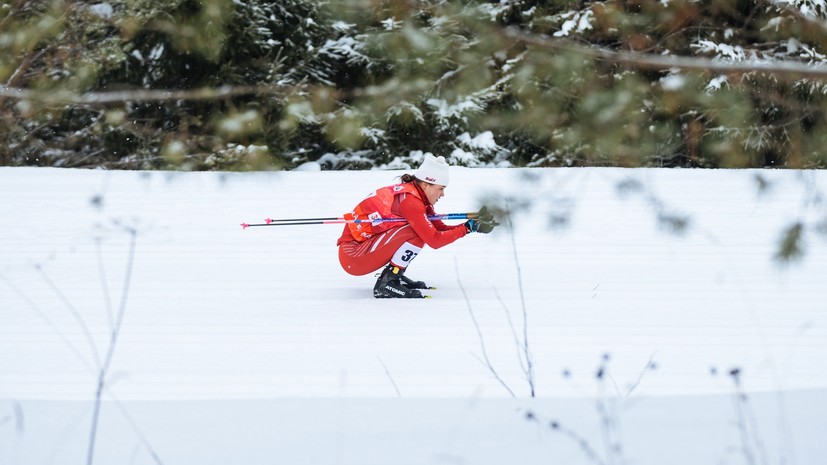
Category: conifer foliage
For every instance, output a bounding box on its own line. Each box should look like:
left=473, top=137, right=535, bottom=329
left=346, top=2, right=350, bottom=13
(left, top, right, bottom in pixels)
left=1, top=0, right=826, bottom=169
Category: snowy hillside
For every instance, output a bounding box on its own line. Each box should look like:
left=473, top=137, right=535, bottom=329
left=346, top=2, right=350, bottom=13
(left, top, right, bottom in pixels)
left=1, top=166, right=826, bottom=465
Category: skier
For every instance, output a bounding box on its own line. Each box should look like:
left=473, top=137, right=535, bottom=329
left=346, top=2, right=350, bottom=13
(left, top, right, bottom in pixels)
left=337, top=154, right=498, bottom=298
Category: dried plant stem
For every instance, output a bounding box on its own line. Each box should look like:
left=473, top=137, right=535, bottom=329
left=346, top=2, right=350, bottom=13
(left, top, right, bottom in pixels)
left=86, top=228, right=138, bottom=465
left=455, top=259, right=515, bottom=398
left=505, top=202, right=535, bottom=397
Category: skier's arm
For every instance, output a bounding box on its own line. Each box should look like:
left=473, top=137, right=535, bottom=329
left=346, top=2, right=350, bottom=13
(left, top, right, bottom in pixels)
left=425, top=205, right=453, bottom=231
left=398, top=196, right=467, bottom=249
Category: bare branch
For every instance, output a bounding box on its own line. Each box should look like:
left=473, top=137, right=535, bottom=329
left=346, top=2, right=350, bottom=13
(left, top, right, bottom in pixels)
left=503, top=27, right=827, bottom=81
left=0, top=83, right=296, bottom=105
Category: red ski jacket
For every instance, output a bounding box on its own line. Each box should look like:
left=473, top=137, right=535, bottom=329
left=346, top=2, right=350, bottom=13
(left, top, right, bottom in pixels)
left=337, top=182, right=467, bottom=248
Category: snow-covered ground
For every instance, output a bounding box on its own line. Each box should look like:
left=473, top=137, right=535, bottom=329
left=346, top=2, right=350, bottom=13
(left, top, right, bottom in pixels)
left=1, top=166, right=826, bottom=465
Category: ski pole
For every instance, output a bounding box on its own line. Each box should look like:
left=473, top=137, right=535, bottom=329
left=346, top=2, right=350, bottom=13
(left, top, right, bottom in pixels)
left=260, top=212, right=476, bottom=223
left=241, top=212, right=478, bottom=229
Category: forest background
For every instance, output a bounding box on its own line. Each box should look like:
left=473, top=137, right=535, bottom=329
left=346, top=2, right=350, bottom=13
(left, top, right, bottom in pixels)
left=3, top=0, right=827, bottom=173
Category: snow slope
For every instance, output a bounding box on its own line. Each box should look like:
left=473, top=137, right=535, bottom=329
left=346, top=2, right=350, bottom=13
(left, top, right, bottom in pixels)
left=1, top=166, right=826, bottom=465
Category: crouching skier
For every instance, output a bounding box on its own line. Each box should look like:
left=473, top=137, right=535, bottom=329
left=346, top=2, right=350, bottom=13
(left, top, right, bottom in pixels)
left=337, top=154, right=498, bottom=298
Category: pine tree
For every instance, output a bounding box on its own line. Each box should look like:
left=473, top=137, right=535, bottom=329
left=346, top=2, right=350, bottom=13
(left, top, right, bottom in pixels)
left=0, top=0, right=357, bottom=169
left=336, top=0, right=827, bottom=169
left=2, top=0, right=827, bottom=169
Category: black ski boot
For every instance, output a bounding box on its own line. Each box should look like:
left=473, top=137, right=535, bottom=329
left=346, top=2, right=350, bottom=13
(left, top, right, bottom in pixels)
left=373, top=265, right=424, bottom=298
left=401, top=274, right=430, bottom=290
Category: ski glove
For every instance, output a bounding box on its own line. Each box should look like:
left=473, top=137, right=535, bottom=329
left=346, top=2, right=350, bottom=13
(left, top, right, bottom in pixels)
left=465, top=206, right=500, bottom=233
left=466, top=219, right=490, bottom=233
left=476, top=206, right=495, bottom=223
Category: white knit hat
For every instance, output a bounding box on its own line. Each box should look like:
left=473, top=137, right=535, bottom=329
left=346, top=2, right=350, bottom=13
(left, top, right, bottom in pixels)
left=414, top=154, right=450, bottom=186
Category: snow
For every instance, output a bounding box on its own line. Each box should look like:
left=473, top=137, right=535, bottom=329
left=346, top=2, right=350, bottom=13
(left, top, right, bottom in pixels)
left=450, top=132, right=506, bottom=167
left=778, top=0, right=827, bottom=16
left=293, top=161, right=322, bottom=171
left=659, top=74, right=686, bottom=91
left=148, top=44, right=164, bottom=62
left=554, top=10, right=594, bottom=37
left=1, top=166, right=826, bottom=464
left=87, top=3, right=113, bottom=19
left=693, top=40, right=747, bottom=62
left=427, top=98, right=484, bottom=124
left=457, top=131, right=499, bottom=153
left=381, top=17, right=402, bottom=31
left=318, top=36, right=371, bottom=67
left=706, top=74, right=729, bottom=92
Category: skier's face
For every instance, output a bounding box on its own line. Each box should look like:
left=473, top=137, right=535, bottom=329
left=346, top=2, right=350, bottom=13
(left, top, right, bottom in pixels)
left=421, top=182, right=445, bottom=205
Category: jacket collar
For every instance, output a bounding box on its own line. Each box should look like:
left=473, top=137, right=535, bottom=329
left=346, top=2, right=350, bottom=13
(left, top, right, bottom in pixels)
left=411, top=181, right=432, bottom=208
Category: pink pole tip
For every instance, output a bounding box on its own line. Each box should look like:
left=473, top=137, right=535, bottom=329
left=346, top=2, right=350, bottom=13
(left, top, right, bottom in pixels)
left=241, top=223, right=250, bottom=230
left=265, top=218, right=274, bottom=224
